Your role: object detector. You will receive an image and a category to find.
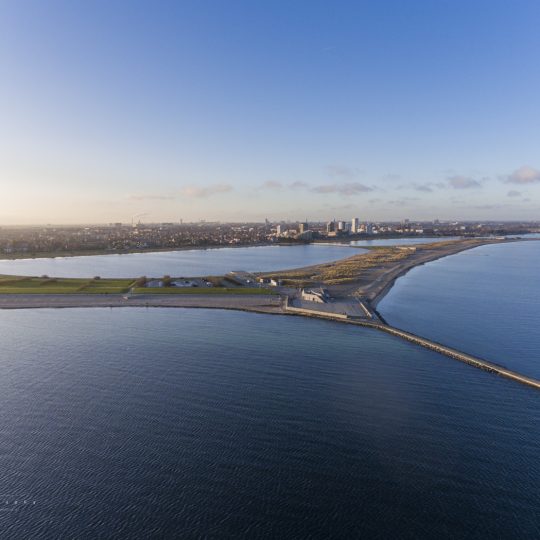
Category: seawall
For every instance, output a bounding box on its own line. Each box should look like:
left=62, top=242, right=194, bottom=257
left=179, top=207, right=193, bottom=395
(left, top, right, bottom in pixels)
left=283, top=303, right=540, bottom=391
left=373, top=324, right=540, bottom=390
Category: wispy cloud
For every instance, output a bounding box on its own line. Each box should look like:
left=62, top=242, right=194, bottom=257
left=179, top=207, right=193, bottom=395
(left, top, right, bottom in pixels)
left=324, top=165, right=362, bottom=178
left=259, top=179, right=375, bottom=195
left=388, top=197, right=420, bottom=206
left=448, top=176, right=483, bottom=189
left=399, top=181, right=445, bottom=192
left=504, top=166, right=540, bottom=185
left=324, top=203, right=356, bottom=212
left=130, top=184, right=233, bottom=200
left=181, top=184, right=233, bottom=198
left=414, top=184, right=433, bottom=193
left=129, top=193, right=176, bottom=201
left=472, top=203, right=509, bottom=210
left=311, top=182, right=374, bottom=195
left=507, top=190, right=521, bottom=197
left=260, top=180, right=283, bottom=190
left=380, top=173, right=401, bottom=182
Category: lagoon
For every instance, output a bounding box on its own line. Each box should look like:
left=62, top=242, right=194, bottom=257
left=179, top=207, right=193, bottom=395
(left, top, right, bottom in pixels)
left=0, top=244, right=360, bottom=278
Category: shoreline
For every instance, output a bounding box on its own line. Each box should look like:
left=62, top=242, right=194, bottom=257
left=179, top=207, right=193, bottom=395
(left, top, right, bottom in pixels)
left=368, top=242, right=486, bottom=308
left=0, top=240, right=360, bottom=262
left=0, top=242, right=274, bottom=262
left=1, top=290, right=539, bottom=392
left=363, top=238, right=539, bottom=307
left=1, top=238, right=537, bottom=303
left=2, top=233, right=530, bottom=262
left=1, top=238, right=539, bottom=391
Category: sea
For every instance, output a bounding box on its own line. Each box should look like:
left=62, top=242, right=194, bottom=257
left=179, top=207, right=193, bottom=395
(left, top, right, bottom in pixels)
left=0, top=239, right=539, bottom=538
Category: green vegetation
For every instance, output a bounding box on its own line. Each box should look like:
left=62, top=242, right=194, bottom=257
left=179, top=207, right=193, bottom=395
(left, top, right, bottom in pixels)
left=0, top=275, right=274, bottom=295
left=132, top=287, right=274, bottom=295
left=0, top=275, right=133, bottom=294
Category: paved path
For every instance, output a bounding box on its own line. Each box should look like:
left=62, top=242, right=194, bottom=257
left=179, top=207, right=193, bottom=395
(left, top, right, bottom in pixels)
left=0, top=294, right=282, bottom=313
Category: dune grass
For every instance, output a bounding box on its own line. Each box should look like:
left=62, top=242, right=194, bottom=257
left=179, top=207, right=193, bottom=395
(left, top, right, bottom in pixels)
left=261, top=239, right=486, bottom=286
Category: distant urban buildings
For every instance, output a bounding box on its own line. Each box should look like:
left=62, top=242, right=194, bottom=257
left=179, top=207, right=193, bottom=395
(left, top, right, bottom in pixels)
left=0, top=219, right=536, bottom=257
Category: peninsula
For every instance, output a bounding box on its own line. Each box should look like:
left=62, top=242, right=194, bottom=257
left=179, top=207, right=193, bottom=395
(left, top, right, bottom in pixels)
left=1, top=237, right=539, bottom=390
left=0, top=237, right=516, bottom=307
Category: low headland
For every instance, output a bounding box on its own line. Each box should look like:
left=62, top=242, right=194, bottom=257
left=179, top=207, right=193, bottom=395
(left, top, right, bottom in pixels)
left=1, top=237, right=539, bottom=390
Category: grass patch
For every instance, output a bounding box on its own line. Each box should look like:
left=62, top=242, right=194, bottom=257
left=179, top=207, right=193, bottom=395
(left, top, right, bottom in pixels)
left=0, top=276, right=274, bottom=295
left=133, top=287, right=275, bottom=295
left=0, top=276, right=133, bottom=294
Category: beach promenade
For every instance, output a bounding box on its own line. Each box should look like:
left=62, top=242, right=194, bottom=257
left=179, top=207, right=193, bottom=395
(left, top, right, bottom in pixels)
left=0, top=293, right=283, bottom=314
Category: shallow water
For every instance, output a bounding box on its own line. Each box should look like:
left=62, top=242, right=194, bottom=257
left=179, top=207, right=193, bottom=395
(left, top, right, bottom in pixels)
left=0, top=244, right=361, bottom=278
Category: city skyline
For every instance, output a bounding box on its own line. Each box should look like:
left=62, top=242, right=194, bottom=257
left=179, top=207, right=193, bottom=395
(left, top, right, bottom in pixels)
left=1, top=1, right=540, bottom=224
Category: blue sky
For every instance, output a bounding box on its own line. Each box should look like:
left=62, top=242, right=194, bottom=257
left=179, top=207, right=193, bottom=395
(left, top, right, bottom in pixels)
left=1, top=0, right=539, bottom=224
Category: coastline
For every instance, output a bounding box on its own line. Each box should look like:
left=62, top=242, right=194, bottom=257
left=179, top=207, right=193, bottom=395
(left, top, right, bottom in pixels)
left=367, top=242, right=485, bottom=308
left=2, top=238, right=539, bottom=391
left=364, top=238, right=539, bottom=307
left=0, top=233, right=525, bottom=261
left=2, top=238, right=537, bottom=309
left=0, top=242, right=275, bottom=261
left=0, top=293, right=283, bottom=313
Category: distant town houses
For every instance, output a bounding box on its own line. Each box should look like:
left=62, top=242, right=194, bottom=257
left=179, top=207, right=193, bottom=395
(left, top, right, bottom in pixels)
left=0, top=219, right=537, bottom=256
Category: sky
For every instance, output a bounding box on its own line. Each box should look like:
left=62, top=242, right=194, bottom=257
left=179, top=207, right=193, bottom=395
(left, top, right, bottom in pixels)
left=1, top=0, right=539, bottom=224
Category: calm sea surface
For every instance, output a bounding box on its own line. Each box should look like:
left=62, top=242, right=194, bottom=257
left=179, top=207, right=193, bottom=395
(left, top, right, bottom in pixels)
left=1, top=240, right=539, bottom=538
left=1, top=308, right=539, bottom=539
left=0, top=244, right=361, bottom=278
left=378, top=240, right=540, bottom=379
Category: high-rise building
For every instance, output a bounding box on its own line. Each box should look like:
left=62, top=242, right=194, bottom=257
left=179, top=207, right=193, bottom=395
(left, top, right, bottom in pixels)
left=337, top=221, right=345, bottom=231
left=299, top=221, right=308, bottom=234
left=276, top=224, right=283, bottom=236
left=326, top=221, right=336, bottom=233
left=351, top=217, right=360, bottom=233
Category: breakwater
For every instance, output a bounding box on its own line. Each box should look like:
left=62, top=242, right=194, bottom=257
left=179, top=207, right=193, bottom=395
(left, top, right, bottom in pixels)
left=283, top=302, right=540, bottom=390
left=1, top=288, right=538, bottom=391
left=372, top=324, right=540, bottom=390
